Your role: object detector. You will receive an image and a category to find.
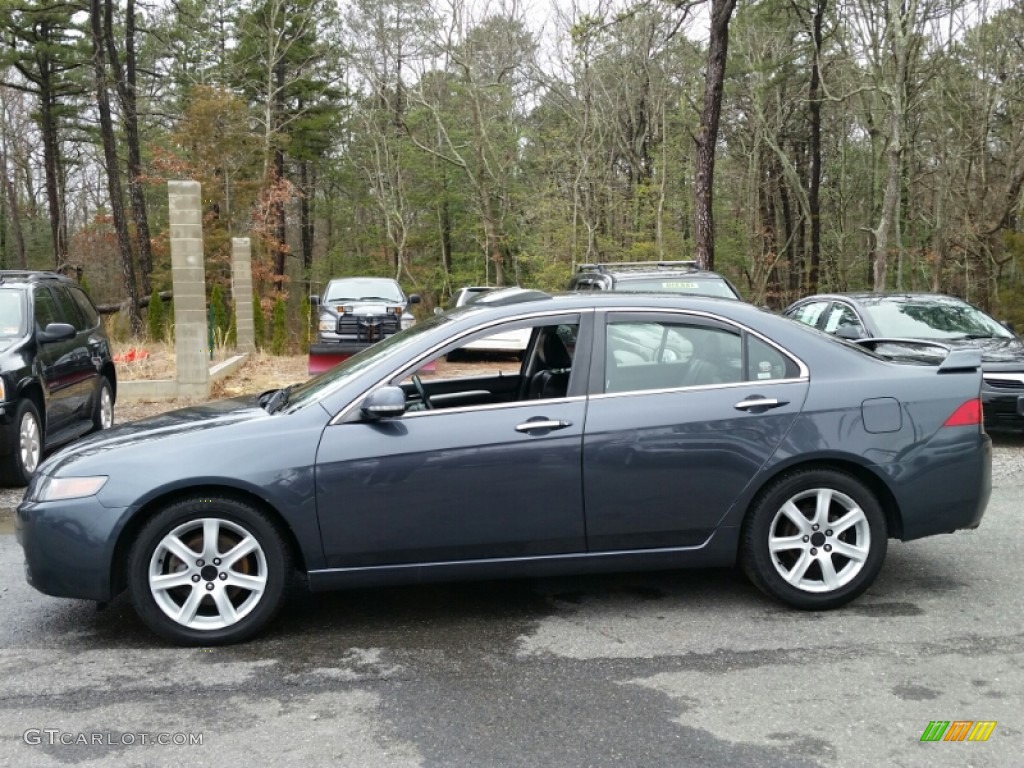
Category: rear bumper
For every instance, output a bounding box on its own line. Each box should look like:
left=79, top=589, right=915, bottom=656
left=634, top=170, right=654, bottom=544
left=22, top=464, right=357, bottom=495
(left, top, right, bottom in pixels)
left=891, top=429, right=991, bottom=541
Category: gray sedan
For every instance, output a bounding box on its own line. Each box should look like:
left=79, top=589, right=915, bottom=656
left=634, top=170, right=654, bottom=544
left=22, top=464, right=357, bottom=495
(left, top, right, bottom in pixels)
left=17, top=292, right=991, bottom=645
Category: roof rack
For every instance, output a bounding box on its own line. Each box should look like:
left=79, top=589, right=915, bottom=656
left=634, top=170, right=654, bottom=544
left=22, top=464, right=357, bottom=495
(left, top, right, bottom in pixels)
left=575, top=260, right=699, bottom=273
left=0, top=270, right=65, bottom=284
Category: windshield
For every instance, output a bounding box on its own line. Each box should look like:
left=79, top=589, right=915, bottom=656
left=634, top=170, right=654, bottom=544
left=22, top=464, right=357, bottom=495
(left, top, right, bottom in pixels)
left=861, top=298, right=1013, bottom=340
left=614, top=277, right=739, bottom=299
left=324, top=278, right=404, bottom=303
left=0, top=290, right=26, bottom=336
left=284, top=314, right=452, bottom=410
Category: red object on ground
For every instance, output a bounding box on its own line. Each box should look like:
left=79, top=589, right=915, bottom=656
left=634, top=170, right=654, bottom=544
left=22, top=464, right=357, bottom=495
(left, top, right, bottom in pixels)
left=114, top=347, right=150, bottom=364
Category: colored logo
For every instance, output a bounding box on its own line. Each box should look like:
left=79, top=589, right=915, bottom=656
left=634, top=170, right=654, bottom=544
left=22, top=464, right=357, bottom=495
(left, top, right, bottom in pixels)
left=920, top=721, right=997, bottom=742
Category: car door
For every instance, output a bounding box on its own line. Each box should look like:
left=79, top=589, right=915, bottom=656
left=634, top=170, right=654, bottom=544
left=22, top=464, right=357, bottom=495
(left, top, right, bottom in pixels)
left=582, top=311, right=810, bottom=551
left=50, top=284, right=99, bottom=421
left=32, top=286, right=79, bottom=435
left=314, top=312, right=592, bottom=568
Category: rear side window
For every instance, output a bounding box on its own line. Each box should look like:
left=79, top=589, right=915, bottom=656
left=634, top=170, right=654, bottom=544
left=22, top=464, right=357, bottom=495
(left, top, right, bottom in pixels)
left=746, top=335, right=800, bottom=380
left=68, top=286, right=100, bottom=328
left=605, top=320, right=742, bottom=393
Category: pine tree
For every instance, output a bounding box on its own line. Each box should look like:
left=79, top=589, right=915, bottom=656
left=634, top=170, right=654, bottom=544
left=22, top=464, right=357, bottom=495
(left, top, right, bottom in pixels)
left=147, top=288, right=165, bottom=341
left=271, top=296, right=286, bottom=354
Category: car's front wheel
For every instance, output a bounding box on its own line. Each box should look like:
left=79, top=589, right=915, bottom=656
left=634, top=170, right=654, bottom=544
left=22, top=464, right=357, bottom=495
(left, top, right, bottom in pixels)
left=741, top=468, right=887, bottom=610
left=0, top=398, right=42, bottom=486
left=128, top=496, right=292, bottom=645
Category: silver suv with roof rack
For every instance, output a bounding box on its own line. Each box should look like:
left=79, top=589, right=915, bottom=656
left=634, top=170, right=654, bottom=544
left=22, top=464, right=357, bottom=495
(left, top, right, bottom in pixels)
left=567, top=260, right=742, bottom=300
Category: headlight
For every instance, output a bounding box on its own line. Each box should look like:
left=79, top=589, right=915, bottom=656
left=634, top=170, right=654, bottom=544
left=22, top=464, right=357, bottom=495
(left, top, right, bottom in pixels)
left=36, top=475, right=108, bottom=502
left=0, top=379, right=5, bottom=400
left=318, top=314, right=336, bottom=331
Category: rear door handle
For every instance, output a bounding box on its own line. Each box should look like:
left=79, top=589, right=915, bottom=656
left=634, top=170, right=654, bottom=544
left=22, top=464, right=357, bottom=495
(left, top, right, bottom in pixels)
left=515, top=419, right=572, bottom=433
left=734, top=397, right=788, bottom=412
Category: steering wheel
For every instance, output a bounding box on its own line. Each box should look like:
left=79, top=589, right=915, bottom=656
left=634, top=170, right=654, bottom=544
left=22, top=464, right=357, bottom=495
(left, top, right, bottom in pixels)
left=411, top=374, right=433, bottom=410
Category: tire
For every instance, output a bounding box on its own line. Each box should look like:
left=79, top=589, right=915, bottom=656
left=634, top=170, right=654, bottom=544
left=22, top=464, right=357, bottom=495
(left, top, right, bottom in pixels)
left=0, top=399, right=42, bottom=487
left=91, top=377, right=114, bottom=432
left=445, top=348, right=464, bottom=363
left=740, top=468, right=887, bottom=610
left=128, top=495, right=292, bottom=646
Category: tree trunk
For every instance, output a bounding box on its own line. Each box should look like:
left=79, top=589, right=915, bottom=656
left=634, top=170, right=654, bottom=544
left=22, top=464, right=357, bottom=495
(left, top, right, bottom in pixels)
left=693, top=0, right=738, bottom=271
left=103, top=0, right=153, bottom=294
left=272, top=59, right=287, bottom=284
left=0, top=145, right=26, bottom=269
left=807, top=0, right=826, bottom=293
left=38, top=69, right=68, bottom=268
left=299, top=161, right=313, bottom=274
left=90, top=0, right=141, bottom=333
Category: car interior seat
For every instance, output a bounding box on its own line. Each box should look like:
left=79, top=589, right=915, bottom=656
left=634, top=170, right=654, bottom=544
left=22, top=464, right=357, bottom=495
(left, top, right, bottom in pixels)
left=682, top=330, right=723, bottom=387
left=529, top=332, right=573, bottom=399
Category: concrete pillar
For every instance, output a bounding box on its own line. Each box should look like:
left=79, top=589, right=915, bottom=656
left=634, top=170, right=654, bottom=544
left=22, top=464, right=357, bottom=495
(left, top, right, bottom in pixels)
left=231, top=238, right=256, bottom=354
left=168, top=180, right=210, bottom=398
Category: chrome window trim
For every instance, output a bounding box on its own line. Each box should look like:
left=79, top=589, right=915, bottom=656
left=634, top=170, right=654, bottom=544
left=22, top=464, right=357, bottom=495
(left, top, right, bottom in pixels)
left=592, top=376, right=806, bottom=402
left=399, top=394, right=588, bottom=419
left=330, top=308, right=590, bottom=425
left=984, top=373, right=1024, bottom=384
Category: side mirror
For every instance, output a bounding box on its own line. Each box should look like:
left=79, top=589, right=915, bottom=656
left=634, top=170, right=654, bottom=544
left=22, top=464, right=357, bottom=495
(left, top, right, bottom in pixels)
left=361, top=386, right=407, bottom=420
left=38, top=322, right=76, bottom=343
left=408, top=294, right=421, bottom=305
left=309, top=295, right=320, bottom=307
left=836, top=325, right=865, bottom=340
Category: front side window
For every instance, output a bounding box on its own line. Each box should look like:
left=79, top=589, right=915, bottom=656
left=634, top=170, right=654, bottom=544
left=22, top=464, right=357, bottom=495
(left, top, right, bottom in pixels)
left=52, top=286, right=85, bottom=331
left=823, top=303, right=863, bottom=335
left=787, top=301, right=829, bottom=328
left=395, top=319, right=581, bottom=411
left=33, top=288, right=61, bottom=330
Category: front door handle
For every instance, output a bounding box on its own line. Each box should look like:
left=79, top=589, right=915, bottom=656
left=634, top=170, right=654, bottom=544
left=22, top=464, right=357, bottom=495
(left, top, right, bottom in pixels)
left=515, top=419, right=572, bottom=433
left=734, top=397, right=788, bottom=412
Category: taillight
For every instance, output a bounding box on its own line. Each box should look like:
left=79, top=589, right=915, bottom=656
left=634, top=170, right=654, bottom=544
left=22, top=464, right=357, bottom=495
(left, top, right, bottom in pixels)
left=943, top=398, right=982, bottom=427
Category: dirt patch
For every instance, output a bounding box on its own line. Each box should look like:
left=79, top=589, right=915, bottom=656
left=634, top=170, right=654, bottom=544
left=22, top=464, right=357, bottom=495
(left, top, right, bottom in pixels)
left=114, top=352, right=310, bottom=424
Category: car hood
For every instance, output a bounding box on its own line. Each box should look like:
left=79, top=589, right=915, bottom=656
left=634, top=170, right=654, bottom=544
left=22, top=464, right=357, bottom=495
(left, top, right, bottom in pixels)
left=325, top=299, right=403, bottom=314
left=40, top=396, right=269, bottom=473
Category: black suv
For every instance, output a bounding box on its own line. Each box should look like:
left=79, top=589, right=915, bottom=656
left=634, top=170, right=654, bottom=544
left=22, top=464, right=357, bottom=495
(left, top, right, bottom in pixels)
left=0, top=271, right=115, bottom=485
left=566, top=261, right=742, bottom=300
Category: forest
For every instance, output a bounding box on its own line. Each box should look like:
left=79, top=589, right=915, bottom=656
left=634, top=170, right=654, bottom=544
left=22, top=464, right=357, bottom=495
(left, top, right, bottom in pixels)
left=1, top=0, right=1023, bottom=347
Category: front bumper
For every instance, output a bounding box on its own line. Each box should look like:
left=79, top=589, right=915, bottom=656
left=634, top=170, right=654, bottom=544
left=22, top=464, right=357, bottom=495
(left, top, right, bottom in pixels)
left=981, top=387, right=1024, bottom=430
left=16, top=495, right=128, bottom=602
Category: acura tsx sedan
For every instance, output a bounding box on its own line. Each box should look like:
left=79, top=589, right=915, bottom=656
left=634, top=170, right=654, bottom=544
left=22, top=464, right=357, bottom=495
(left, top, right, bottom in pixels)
left=17, top=292, right=991, bottom=645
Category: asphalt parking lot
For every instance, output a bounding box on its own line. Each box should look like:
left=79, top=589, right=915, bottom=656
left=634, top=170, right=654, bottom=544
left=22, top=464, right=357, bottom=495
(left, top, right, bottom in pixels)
left=0, top=439, right=1021, bottom=768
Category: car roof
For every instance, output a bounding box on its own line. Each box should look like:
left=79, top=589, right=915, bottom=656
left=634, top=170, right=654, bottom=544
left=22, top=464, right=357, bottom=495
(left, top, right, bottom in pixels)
left=0, top=270, right=74, bottom=288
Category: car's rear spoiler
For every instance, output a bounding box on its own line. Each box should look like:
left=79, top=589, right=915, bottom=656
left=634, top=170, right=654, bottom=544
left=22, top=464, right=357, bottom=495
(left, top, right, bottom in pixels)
left=852, top=338, right=982, bottom=372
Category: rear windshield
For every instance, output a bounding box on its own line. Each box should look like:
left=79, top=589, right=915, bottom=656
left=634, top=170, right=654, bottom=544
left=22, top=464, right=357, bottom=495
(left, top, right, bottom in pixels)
left=614, top=277, right=740, bottom=299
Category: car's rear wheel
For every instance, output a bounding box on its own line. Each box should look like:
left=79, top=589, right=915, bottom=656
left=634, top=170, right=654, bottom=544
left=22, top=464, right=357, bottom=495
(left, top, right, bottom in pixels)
left=128, top=496, right=291, bottom=645
left=0, top=398, right=42, bottom=486
left=91, top=377, right=114, bottom=432
left=741, top=468, right=887, bottom=610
